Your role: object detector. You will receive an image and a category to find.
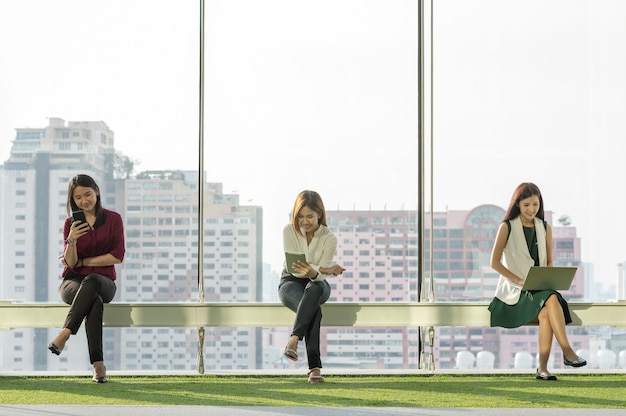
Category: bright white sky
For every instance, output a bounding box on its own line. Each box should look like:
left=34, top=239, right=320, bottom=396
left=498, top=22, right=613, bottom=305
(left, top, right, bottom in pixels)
left=1, top=0, right=625, bottom=290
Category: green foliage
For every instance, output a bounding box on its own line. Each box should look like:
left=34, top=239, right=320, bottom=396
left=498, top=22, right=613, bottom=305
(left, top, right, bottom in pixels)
left=103, top=150, right=135, bottom=180
left=0, top=374, right=624, bottom=408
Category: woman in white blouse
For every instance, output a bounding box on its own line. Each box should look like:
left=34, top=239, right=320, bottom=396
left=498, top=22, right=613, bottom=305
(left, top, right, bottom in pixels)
left=280, top=190, right=345, bottom=383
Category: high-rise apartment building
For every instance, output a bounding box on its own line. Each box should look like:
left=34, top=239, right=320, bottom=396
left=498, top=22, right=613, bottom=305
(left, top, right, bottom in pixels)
left=119, top=172, right=264, bottom=371
left=321, top=210, right=419, bottom=369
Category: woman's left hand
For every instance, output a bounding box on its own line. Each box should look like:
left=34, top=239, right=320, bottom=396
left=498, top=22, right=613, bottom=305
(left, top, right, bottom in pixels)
left=326, top=264, right=346, bottom=275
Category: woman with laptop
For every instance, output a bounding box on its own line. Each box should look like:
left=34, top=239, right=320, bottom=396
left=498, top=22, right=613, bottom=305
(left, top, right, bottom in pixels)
left=489, top=182, right=586, bottom=380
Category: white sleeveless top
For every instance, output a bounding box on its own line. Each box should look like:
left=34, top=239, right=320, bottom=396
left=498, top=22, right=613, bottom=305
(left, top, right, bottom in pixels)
left=493, top=216, right=547, bottom=305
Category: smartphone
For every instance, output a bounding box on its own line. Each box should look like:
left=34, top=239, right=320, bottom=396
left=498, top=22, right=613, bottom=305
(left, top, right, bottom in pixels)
left=72, top=210, right=87, bottom=225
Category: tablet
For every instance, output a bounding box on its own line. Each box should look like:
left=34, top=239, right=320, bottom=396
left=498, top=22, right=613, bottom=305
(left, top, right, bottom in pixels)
left=285, top=251, right=306, bottom=274
left=521, top=266, right=577, bottom=291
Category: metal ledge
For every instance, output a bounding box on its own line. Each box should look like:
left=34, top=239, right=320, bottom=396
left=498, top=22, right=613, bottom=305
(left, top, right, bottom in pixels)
left=1, top=301, right=624, bottom=330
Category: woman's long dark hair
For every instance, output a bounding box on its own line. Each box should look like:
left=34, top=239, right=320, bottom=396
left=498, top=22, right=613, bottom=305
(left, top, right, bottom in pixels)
left=503, top=182, right=545, bottom=221
left=290, top=190, right=327, bottom=236
left=66, top=174, right=105, bottom=226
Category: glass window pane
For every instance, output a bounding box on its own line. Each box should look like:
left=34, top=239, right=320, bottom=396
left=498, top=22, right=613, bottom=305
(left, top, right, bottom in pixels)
left=432, top=0, right=626, bottom=369
left=0, top=0, right=198, bottom=372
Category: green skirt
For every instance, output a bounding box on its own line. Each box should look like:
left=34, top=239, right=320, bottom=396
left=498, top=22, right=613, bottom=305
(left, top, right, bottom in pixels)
left=488, top=290, right=572, bottom=328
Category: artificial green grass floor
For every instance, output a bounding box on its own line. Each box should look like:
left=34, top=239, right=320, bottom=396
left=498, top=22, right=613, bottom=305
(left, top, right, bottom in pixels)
left=1, top=374, right=624, bottom=408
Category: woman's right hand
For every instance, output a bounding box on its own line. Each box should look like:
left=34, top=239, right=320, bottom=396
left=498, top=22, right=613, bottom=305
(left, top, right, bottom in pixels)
left=510, top=275, right=525, bottom=286
left=67, top=220, right=90, bottom=244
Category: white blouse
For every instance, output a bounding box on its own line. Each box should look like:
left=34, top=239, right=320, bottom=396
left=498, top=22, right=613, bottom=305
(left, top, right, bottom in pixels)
left=282, top=223, right=337, bottom=282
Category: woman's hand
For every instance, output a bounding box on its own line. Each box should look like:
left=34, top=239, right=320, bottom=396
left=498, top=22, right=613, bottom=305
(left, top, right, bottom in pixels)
left=510, top=275, right=525, bottom=286
left=292, top=260, right=317, bottom=278
left=59, top=254, right=85, bottom=268
left=321, top=264, right=346, bottom=276
left=67, top=220, right=90, bottom=244
left=63, top=220, right=90, bottom=269
left=292, top=261, right=346, bottom=278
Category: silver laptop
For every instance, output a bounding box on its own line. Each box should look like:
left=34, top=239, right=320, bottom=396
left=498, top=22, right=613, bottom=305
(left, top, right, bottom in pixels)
left=521, top=266, right=577, bottom=291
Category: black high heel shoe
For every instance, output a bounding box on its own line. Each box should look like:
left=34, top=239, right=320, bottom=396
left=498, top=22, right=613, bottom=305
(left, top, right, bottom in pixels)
left=48, top=332, right=69, bottom=356
left=48, top=343, right=62, bottom=355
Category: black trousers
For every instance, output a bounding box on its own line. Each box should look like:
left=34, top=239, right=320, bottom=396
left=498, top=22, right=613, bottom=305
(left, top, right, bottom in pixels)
left=60, top=273, right=116, bottom=363
left=278, top=274, right=331, bottom=369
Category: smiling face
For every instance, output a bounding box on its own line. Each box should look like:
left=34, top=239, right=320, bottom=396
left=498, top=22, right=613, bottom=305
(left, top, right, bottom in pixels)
left=297, top=206, right=320, bottom=234
left=518, top=195, right=540, bottom=225
left=72, top=185, right=99, bottom=215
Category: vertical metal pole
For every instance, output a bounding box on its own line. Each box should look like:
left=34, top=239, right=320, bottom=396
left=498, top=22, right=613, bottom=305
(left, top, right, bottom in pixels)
left=428, top=0, right=435, bottom=304
left=418, top=0, right=437, bottom=372
left=417, top=0, right=425, bottom=370
left=427, top=0, right=436, bottom=372
left=198, top=0, right=205, bottom=304
left=428, top=326, right=436, bottom=372
left=419, top=327, right=426, bottom=370
left=197, top=0, right=206, bottom=375
left=417, top=4, right=424, bottom=303
left=197, top=326, right=205, bottom=373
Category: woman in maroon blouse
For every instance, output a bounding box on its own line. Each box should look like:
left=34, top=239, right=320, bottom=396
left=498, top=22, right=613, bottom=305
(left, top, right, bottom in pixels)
left=48, top=174, right=125, bottom=383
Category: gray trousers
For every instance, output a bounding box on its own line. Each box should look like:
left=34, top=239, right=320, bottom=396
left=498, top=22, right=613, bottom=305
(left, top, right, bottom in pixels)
left=60, top=273, right=116, bottom=364
left=278, top=274, right=331, bottom=369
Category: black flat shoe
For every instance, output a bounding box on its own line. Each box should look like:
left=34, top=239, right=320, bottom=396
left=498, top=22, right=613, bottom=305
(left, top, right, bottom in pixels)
left=535, top=369, right=557, bottom=381
left=563, top=355, right=587, bottom=367
left=48, top=343, right=62, bottom=356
